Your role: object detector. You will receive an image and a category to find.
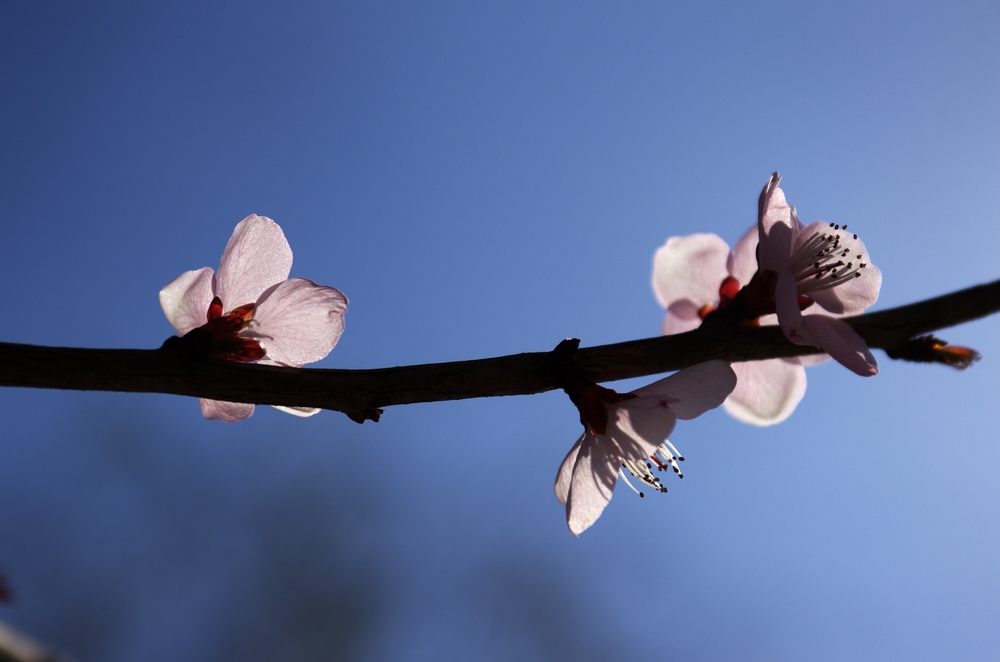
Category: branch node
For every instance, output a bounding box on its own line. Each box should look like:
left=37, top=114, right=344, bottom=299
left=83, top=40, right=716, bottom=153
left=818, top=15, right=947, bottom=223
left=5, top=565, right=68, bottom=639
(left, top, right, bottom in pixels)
left=543, top=337, right=581, bottom=385
left=884, top=334, right=982, bottom=370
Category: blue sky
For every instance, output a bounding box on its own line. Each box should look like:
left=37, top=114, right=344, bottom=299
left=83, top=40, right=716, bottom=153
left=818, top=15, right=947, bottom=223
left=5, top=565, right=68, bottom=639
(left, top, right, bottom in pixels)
left=2, top=2, right=999, bottom=660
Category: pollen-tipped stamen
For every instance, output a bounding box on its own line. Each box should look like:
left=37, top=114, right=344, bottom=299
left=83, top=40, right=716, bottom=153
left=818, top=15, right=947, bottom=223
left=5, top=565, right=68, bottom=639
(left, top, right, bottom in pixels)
left=617, top=469, right=649, bottom=498
left=787, top=225, right=870, bottom=295
left=621, top=439, right=685, bottom=497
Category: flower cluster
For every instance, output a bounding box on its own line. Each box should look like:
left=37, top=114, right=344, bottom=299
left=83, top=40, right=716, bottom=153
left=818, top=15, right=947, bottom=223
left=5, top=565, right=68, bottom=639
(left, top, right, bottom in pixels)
left=554, top=172, right=882, bottom=535
left=160, top=214, right=347, bottom=422
left=165, top=175, right=882, bottom=537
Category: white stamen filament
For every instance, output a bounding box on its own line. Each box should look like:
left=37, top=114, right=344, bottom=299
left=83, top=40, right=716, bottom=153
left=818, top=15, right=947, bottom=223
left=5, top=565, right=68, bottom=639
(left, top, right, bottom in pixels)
left=621, top=440, right=685, bottom=496
left=618, top=469, right=643, bottom=496
left=787, top=221, right=869, bottom=295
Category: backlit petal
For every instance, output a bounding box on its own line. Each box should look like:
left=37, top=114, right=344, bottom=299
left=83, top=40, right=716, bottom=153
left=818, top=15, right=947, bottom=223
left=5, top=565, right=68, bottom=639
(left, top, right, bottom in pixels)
left=159, top=267, right=215, bottom=336
left=566, top=435, right=620, bottom=536
left=774, top=269, right=803, bottom=341
left=216, top=215, right=293, bottom=311
left=728, top=225, right=758, bottom=286
left=652, top=233, right=731, bottom=309
left=245, top=278, right=348, bottom=367
left=632, top=360, right=737, bottom=420
left=662, top=300, right=702, bottom=335
left=798, top=315, right=878, bottom=376
left=608, top=399, right=677, bottom=458
left=796, top=221, right=880, bottom=314
left=200, top=398, right=255, bottom=422
left=756, top=174, right=795, bottom=273
left=271, top=405, right=322, bottom=417
left=555, top=435, right=584, bottom=506
left=724, top=359, right=807, bottom=426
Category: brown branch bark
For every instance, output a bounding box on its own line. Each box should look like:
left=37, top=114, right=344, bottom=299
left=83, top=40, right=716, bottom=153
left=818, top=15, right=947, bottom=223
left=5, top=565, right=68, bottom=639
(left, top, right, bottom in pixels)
left=1, top=279, right=997, bottom=423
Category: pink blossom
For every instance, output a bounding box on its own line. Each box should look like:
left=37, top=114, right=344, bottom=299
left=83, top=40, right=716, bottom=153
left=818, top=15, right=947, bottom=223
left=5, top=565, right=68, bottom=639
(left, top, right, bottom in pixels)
left=652, top=176, right=881, bottom=425
left=554, top=361, right=737, bottom=536
left=654, top=230, right=811, bottom=425
left=160, top=214, right=347, bottom=422
left=756, top=173, right=880, bottom=376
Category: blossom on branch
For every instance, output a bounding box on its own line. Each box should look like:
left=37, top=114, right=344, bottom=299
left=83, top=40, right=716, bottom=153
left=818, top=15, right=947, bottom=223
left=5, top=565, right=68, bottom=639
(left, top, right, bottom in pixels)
left=160, top=214, right=347, bottom=422
left=654, top=229, right=819, bottom=425
left=555, top=360, right=737, bottom=536
left=652, top=174, right=881, bottom=425
left=756, top=172, right=881, bottom=376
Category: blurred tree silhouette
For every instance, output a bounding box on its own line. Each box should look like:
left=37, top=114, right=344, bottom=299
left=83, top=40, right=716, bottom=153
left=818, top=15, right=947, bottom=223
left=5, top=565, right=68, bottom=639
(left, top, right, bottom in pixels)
left=0, top=398, right=624, bottom=661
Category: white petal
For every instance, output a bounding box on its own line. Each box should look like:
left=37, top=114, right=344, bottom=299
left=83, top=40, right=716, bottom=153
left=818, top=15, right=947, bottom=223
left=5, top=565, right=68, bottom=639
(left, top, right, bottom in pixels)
left=774, top=269, right=804, bottom=342
left=608, top=398, right=677, bottom=458
left=819, top=261, right=880, bottom=314
left=159, top=267, right=215, bottom=336
left=200, top=398, right=254, bottom=422
left=632, top=360, right=737, bottom=420
left=662, top=300, right=703, bottom=335
left=724, top=359, right=807, bottom=426
left=652, top=234, right=731, bottom=309
left=216, top=215, right=293, bottom=311
left=271, top=405, right=322, bottom=417
left=245, top=278, right=348, bottom=367
left=760, top=312, right=829, bottom=365
left=757, top=174, right=796, bottom=273
left=792, top=351, right=831, bottom=367
left=555, top=435, right=584, bottom=506
left=798, top=315, right=878, bottom=376
left=566, top=434, right=620, bottom=536
left=727, top=225, right=758, bottom=286
left=795, top=222, right=881, bottom=314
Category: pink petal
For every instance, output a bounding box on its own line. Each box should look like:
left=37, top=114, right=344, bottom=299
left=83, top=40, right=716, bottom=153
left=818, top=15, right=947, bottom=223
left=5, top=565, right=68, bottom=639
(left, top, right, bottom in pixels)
left=759, top=312, right=829, bottom=365
left=756, top=174, right=795, bottom=273
left=798, top=315, right=878, bottom=376
left=566, top=434, right=620, bottom=536
left=662, top=300, right=703, bottom=335
left=727, top=225, right=758, bottom=286
left=555, top=435, right=584, bottom=506
left=652, top=234, right=731, bottom=309
left=724, top=359, right=807, bottom=426
left=793, top=223, right=881, bottom=314
left=812, top=261, right=880, bottom=314
left=793, top=350, right=832, bottom=367
left=200, top=398, right=255, bottom=422
left=607, top=398, right=677, bottom=458
left=632, top=360, right=737, bottom=420
left=159, top=267, right=215, bottom=336
left=215, top=215, right=293, bottom=312
left=244, top=278, right=348, bottom=367
left=774, top=269, right=804, bottom=342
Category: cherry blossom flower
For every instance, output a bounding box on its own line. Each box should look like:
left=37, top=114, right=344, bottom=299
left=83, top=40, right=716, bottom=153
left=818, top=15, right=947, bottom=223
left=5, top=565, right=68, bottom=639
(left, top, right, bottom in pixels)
left=160, top=214, right=347, bottom=422
left=555, top=360, right=737, bottom=536
left=756, top=173, right=881, bottom=376
left=654, top=229, right=813, bottom=425
left=652, top=175, right=881, bottom=425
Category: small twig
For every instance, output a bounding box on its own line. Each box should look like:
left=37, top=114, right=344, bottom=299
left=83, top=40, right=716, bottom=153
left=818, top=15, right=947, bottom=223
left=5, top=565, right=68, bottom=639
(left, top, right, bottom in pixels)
left=0, top=278, right=997, bottom=422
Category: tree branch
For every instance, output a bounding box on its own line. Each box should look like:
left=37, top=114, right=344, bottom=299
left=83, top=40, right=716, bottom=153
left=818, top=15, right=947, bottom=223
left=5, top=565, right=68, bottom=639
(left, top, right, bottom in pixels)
left=1, top=278, right=997, bottom=423
left=0, top=620, right=64, bottom=662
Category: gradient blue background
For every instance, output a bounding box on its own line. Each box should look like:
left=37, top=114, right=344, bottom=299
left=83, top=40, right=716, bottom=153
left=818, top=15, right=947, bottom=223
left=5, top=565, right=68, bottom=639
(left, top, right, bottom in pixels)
left=2, top=2, right=999, bottom=660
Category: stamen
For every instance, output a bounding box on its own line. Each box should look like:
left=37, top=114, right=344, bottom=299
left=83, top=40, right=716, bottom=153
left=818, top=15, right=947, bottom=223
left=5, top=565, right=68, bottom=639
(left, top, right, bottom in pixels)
left=786, top=224, right=870, bottom=295
left=618, top=469, right=645, bottom=497
left=621, top=439, right=687, bottom=497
